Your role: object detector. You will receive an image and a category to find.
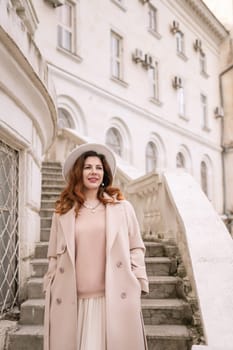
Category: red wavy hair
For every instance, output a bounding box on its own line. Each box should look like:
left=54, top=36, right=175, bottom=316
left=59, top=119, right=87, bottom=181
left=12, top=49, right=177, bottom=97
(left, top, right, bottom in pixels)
left=55, top=150, right=124, bottom=216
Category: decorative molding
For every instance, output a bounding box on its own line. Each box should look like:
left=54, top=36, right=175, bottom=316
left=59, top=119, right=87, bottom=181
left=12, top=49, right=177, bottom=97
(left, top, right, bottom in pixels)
left=110, top=0, right=127, bottom=12
left=11, top=0, right=39, bottom=35
left=175, top=0, right=228, bottom=41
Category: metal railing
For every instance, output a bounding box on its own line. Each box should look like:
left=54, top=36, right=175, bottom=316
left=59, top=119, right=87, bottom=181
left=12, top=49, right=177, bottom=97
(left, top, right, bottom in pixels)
left=0, top=141, right=19, bottom=315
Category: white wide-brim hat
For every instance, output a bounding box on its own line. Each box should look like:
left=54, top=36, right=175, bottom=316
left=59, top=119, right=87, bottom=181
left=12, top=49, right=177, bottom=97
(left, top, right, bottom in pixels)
left=62, top=143, right=116, bottom=182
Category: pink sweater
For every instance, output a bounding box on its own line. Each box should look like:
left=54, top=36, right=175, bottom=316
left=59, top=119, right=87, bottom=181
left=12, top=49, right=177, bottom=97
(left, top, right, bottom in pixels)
left=75, top=203, right=106, bottom=298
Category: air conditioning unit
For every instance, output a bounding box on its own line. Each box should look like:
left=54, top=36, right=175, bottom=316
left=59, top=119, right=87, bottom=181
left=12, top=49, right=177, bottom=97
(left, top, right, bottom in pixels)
left=45, top=0, right=65, bottom=8
left=170, top=20, right=180, bottom=34
left=172, top=76, right=183, bottom=89
left=214, top=106, right=224, bottom=118
left=194, top=39, right=202, bottom=51
left=142, top=54, right=154, bottom=69
left=132, top=48, right=144, bottom=63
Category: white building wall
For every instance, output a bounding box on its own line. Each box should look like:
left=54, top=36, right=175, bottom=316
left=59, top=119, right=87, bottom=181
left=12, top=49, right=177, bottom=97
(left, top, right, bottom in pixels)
left=0, top=0, right=56, bottom=300
left=33, top=0, right=227, bottom=213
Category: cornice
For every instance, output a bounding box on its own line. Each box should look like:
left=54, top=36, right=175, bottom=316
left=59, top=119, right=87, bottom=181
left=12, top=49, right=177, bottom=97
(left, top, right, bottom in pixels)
left=171, top=0, right=229, bottom=42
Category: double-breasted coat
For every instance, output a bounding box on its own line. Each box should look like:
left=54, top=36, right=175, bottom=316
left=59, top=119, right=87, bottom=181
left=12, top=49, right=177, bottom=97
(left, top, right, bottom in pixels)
left=43, top=198, right=149, bottom=350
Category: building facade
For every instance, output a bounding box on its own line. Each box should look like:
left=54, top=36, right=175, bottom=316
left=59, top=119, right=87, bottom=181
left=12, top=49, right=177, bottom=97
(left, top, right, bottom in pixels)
left=34, top=0, right=227, bottom=213
left=0, top=0, right=232, bottom=330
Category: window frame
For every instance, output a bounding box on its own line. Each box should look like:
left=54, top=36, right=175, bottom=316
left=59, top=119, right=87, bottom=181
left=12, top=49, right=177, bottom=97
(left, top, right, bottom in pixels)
left=110, top=30, right=124, bottom=81
left=201, top=160, right=208, bottom=197
left=178, top=86, right=185, bottom=118
left=145, top=141, right=158, bottom=173
left=57, top=0, right=77, bottom=54
left=148, top=61, right=159, bottom=101
left=106, top=127, right=123, bottom=157
left=176, top=151, right=186, bottom=169
left=175, top=31, right=184, bottom=54
left=200, top=93, right=209, bottom=130
left=148, top=4, right=158, bottom=33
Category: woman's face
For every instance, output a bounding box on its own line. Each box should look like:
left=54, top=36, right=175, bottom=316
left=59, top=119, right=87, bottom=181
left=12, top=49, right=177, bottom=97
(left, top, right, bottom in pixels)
left=82, top=156, right=104, bottom=191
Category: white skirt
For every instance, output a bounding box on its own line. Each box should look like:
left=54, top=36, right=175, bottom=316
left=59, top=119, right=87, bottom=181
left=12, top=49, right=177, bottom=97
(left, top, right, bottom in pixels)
left=77, top=296, right=106, bottom=350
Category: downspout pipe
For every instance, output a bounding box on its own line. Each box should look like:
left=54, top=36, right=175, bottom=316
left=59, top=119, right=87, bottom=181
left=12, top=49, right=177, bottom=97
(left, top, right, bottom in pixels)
left=219, top=63, right=233, bottom=216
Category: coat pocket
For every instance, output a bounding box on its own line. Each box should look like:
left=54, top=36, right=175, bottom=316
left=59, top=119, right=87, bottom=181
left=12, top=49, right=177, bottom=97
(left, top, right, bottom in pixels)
left=56, top=242, right=67, bottom=255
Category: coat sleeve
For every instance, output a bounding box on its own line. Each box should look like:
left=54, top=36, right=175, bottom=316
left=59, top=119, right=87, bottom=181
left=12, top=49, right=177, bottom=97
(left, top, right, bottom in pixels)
left=43, top=212, right=58, bottom=292
left=123, top=201, right=149, bottom=294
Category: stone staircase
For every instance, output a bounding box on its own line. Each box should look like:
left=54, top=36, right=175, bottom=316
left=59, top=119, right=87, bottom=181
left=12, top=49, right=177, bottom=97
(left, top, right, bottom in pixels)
left=143, top=241, right=193, bottom=350
left=6, top=161, right=198, bottom=350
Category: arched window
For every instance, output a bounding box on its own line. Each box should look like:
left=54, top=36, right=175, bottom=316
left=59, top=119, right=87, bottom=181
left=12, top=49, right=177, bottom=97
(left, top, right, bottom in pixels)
left=176, top=152, right=185, bottom=168
left=201, top=160, right=208, bottom=196
left=146, top=142, right=157, bottom=173
left=58, top=108, right=74, bottom=129
left=106, top=127, right=122, bottom=156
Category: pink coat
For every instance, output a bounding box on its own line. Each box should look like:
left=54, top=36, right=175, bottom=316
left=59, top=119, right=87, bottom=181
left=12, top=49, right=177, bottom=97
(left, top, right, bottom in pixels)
left=43, top=199, right=149, bottom=350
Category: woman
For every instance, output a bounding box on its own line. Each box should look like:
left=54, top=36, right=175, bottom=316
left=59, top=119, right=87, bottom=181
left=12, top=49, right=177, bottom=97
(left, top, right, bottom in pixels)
left=43, top=143, right=149, bottom=350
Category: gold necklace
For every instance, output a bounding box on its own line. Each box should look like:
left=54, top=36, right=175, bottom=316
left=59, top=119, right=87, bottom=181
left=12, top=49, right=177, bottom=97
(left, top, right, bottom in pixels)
left=83, top=201, right=101, bottom=213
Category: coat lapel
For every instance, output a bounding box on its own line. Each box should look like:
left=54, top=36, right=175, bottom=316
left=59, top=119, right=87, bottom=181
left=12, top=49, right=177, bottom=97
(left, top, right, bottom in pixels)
left=59, top=206, right=76, bottom=266
left=106, top=202, right=122, bottom=252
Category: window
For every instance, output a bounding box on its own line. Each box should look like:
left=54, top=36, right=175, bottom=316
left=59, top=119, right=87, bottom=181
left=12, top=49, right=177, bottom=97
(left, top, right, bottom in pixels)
left=200, top=51, right=207, bottom=74
left=57, top=1, right=76, bottom=53
left=178, top=86, right=185, bottom=117
left=148, top=4, right=157, bottom=32
left=146, top=142, right=158, bottom=173
left=111, top=31, right=123, bottom=80
left=0, top=141, right=19, bottom=315
left=201, top=94, right=208, bottom=129
left=201, top=161, right=208, bottom=196
left=148, top=62, right=159, bottom=101
left=175, top=31, right=184, bottom=54
left=106, top=127, right=122, bottom=156
left=58, top=108, right=75, bottom=129
left=176, top=152, right=185, bottom=168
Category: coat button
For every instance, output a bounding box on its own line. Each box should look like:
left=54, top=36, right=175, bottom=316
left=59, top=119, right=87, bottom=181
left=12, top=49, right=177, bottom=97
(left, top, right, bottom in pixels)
left=121, top=292, right=127, bottom=299
left=56, top=298, right=62, bottom=305
left=59, top=267, right=64, bottom=273
left=116, top=261, right=123, bottom=268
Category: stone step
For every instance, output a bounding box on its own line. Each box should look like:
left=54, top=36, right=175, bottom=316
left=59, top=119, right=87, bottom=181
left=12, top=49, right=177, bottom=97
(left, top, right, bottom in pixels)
left=40, top=229, right=50, bottom=242
left=42, top=185, right=64, bottom=193
left=31, top=259, right=48, bottom=278
left=41, top=217, right=52, bottom=229
left=43, top=161, right=61, bottom=167
left=7, top=325, right=43, bottom=350
left=41, top=200, right=56, bottom=210
left=7, top=324, right=191, bottom=350
left=42, top=178, right=65, bottom=186
left=146, top=276, right=182, bottom=299
left=28, top=276, right=182, bottom=301
left=145, top=242, right=165, bottom=257
left=145, top=257, right=172, bottom=276
left=145, top=324, right=192, bottom=350
left=42, top=162, right=62, bottom=174
left=20, top=300, right=45, bottom=325
left=41, top=192, right=60, bottom=201
left=40, top=209, right=54, bottom=218
left=20, top=298, right=192, bottom=327
left=28, top=278, right=44, bottom=299
left=142, top=299, right=192, bottom=325
left=42, top=171, right=63, bottom=179
left=34, top=242, right=48, bottom=259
